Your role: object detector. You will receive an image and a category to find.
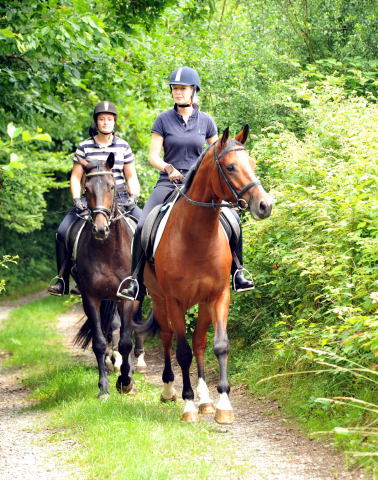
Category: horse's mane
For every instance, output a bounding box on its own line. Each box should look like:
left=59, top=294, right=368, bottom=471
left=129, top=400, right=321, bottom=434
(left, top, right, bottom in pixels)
left=181, top=143, right=215, bottom=194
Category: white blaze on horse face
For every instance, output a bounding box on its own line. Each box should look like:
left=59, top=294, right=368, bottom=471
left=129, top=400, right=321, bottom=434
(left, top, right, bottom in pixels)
left=161, top=381, right=177, bottom=401
left=196, top=377, right=213, bottom=405
left=216, top=392, right=233, bottom=411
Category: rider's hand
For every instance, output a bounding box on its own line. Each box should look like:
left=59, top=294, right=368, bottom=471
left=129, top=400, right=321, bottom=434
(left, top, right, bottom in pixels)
left=124, top=193, right=138, bottom=208
left=164, top=164, right=184, bottom=183
left=73, top=197, right=86, bottom=214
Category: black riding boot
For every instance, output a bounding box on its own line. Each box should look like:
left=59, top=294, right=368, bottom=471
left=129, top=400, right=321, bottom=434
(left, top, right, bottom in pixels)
left=232, top=232, right=255, bottom=292
left=118, top=228, right=146, bottom=301
left=47, top=233, right=71, bottom=296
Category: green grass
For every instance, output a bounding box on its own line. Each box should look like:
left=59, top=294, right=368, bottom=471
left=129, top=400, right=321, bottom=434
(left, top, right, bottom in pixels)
left=228, top=342, right=378, bottom=473
left=0, top=297, right=247, bottom=480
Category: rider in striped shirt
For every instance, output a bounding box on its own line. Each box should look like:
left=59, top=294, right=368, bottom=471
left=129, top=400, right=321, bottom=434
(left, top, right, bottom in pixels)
left=48, top=101, right=141, bottom=296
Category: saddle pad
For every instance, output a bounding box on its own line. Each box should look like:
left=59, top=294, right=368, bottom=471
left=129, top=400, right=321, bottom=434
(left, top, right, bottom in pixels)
left=71, top=214, right=137, bottom=263
left=141, top=190, right=181, bottom=260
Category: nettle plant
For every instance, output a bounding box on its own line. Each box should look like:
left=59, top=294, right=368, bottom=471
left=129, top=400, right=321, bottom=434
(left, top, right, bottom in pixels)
left=242, top=81, right=377, bottom=362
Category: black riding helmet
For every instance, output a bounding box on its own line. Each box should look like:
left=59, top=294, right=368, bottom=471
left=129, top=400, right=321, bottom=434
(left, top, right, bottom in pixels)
left=169, top=66, right=201, bottom=92
left=93, top=101, right=117, bottom=121
left=90, top=101, right=117, bottom=136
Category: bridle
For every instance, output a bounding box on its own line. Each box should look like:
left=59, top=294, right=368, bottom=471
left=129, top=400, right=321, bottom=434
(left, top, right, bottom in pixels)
left=85, top=170, right=119, bottom=225
left=176, top=140, right=261, bottom=210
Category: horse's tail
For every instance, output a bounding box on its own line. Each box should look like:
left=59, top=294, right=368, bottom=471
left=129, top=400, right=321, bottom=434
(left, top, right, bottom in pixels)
left=131, top=310, right=159, bottom=335
left=74, top=300, right=118, bottom=349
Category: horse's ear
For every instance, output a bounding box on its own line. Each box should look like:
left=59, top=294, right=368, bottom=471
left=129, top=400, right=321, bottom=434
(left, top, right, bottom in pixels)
left=220, top=127, right=230, bottom=148
left=235, top=124, right=250, bottom=145
left=106, top=152, right=115, bottom=170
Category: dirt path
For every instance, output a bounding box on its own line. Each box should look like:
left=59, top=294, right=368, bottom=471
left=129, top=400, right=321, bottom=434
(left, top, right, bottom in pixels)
left=0, top=292, right=80, bottom=480
left=0, top=296, right=370, bottom=480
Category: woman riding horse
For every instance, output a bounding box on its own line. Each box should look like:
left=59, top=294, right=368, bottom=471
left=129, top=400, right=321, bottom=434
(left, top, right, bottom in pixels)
left=120, top=66, right=255, bottom=301
left=137, top=126, right=272, bottom=422
left=48, top=101, right=141, bottom=296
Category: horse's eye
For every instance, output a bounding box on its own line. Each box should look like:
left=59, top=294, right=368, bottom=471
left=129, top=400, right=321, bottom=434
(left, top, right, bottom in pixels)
left=226, top=164, right=235, bottom=172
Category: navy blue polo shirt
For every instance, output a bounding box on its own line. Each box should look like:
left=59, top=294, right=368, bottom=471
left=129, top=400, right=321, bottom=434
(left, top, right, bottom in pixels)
left=151, top=104, right=217, bottom=171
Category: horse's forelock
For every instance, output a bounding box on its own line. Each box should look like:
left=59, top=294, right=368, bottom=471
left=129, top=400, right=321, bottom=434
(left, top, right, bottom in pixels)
left=84, top=161, right=106, bottom=174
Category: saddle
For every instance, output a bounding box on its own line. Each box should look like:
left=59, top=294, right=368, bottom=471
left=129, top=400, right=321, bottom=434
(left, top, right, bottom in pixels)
left=141, top=189, right=240, bottom=262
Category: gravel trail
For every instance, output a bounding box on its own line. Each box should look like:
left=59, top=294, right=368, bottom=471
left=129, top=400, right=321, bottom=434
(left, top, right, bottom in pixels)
left=0, top=294, right=370, bottom=480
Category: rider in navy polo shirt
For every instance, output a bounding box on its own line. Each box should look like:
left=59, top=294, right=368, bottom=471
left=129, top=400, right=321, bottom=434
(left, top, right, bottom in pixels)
left=120, top=67, right=255, bottom=301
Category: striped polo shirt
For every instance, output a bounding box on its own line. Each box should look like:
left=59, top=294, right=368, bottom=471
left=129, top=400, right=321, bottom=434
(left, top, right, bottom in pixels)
left=74, top=135, right=134, bottom=190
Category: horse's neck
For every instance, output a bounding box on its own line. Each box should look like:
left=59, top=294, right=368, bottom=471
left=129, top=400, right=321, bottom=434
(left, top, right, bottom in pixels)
left=179, top=164, right=221, bottom=230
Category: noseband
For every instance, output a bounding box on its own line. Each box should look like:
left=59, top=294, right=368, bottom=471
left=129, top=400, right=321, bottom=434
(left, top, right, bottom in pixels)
left=178, top=141, right=261, bottom=210
left=85, top=170, right=116, bottom=224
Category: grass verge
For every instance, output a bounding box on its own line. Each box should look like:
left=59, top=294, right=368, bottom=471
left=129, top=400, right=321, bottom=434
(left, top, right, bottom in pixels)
left=228, top=339, right=377, bottom=476
left=0, top=297, right=247, bottom=480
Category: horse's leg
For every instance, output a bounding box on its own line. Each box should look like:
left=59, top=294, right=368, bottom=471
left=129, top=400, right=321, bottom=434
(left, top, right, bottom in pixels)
left=133, top=299, right=147, bottom=373
left=82, top=296, right=109, bottom=399
left=193, top=304, right=215, bottom=415
left=116, top=300, right=136, bottom=394
left=160, top=329, right=177, bottom=402
left=211, top=290, right=234, bottom=424
left=110, top=320, right=122, bottom=373
left=167, top=299, right=198, bottom=423
left=152, top=300, right=177, bottom=402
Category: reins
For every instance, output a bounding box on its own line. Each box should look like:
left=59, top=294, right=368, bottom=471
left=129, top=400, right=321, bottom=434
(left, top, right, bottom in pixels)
left=176, top=141, right=261, bottom=211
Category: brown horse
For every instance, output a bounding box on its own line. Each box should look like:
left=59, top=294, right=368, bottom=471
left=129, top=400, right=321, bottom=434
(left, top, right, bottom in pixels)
left=141, top=125, right=272, bottom=423
left=74, top=153, right=146, bottom=398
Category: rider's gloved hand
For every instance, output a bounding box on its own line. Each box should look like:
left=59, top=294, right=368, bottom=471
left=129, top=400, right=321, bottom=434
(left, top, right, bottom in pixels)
left=73, top=197, right=86, bottom=214
left=164, top=164, right=184, bottom=183
left=124, top=193, right=139, bottom=209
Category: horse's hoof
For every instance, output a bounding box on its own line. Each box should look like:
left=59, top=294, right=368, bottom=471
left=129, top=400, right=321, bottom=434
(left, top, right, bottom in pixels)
left=98, top=393, right=110, bottom=401
left=135, top=365, right=147, bottom=373
left=199, top=402, right=216, bottom=415
left=215, top=408, right=234, bottom=424
left=182, top=411, right=200, bottom=423
left=116, top=379, right=137, bottom=395
left=160, top=393, right=177, bottom=403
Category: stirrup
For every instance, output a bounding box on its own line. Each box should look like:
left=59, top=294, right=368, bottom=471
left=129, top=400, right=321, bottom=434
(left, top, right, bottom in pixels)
left=116, top=276, right=139, bottom=301
left=47, top=276, right=66, bottom=296
left=232, top=267, right=255, bottom=292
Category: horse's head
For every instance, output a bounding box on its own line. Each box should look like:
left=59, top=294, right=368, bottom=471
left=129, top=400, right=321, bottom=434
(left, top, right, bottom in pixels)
left=83, top=153, right=116, bottom=241
left=213, top=125, right=272, bottom=220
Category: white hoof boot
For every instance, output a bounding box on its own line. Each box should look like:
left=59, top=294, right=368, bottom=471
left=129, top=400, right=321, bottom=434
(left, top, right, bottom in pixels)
left=182, top=400, right=199, bottom=423
left=113, top=351, right=122, bottom=372
left=135, top=352, right=147, bottom=373
left=197, top=378, right=215, bottom=414
left=215, top=392, right=234, bottom=424
left=160, top=381, right=177, bottom=402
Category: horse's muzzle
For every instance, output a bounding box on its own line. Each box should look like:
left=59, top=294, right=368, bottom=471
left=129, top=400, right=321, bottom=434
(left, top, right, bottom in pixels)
left=250, top=191, right=273, bottom=220
left=93, top=223, right=110, bottom=241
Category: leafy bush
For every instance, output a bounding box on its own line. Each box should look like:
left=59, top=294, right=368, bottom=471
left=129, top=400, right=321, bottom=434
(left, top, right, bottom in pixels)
left=231, top=81, right=378, bottom=367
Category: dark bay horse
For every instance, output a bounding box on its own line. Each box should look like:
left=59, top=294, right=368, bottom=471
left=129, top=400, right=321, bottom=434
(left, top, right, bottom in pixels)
left=73, top=153, right=146, bottom=398
left=142, top=126, right=272, bottom=423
